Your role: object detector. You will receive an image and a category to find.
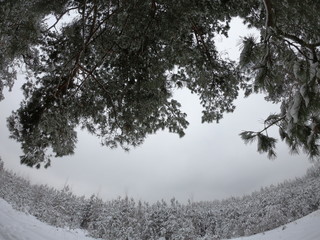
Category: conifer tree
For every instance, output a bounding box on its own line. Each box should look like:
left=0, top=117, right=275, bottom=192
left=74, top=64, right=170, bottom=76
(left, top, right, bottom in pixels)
left=238, top=0, right=320, bottom=160
left=1, top=0, right=320, bottom=167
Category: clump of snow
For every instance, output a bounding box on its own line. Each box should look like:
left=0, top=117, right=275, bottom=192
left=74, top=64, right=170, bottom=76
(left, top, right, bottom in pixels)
left=0, top=198, right=97, bottom=240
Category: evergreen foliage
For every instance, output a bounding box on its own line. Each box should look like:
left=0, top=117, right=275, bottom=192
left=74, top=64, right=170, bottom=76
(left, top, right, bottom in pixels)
left=238, top=0, right=320, bottom=160
left=1, top=159, right=320, bottom=239
left=1, top=0, right=320, bottom=166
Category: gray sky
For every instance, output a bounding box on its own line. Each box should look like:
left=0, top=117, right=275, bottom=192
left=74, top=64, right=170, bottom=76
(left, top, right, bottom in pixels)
left=0, top=18, right=312, bottom=203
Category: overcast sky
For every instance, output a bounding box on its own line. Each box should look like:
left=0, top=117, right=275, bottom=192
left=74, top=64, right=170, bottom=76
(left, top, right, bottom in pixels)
left=0, top=18, right=312, bottom=203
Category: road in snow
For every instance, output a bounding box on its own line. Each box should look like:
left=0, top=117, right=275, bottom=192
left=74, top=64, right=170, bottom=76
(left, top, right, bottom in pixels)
left=0, top=198, right=320, bottom=240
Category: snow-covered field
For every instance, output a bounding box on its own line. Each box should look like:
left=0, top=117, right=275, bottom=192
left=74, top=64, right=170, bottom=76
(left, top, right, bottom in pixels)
left=1, top=198, right=320, bottom=240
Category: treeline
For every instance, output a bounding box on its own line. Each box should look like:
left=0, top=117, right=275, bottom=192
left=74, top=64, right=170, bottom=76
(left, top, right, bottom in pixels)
left=0, top=159, right=320, bottom=240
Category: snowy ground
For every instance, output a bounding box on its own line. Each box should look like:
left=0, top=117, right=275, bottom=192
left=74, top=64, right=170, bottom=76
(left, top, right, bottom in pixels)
left=227, top=209, right=320, bottom=240
left=1, top=198, right=320, bottom=240
left=0, top=199, right=96, bottom=240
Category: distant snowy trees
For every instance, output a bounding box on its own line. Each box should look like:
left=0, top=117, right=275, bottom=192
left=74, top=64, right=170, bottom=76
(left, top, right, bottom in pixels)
left=0, top=158, right=3, bottom=172
left=1, top=161, right=320, bottom=239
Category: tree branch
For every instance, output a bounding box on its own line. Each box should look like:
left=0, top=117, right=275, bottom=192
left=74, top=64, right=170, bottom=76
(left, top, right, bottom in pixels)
left=274, top=27, right=320, bottom=52
left=262, top=0, right=274, bottom=29
left=190, top=18, right=212, bottom=63
left=77, top=64, right=121, bottom=130
left=44, top=7, right=79, bottom=32
left=259, top=115, right=286, bottom=134
left=283, top=39, right=314, bottom=61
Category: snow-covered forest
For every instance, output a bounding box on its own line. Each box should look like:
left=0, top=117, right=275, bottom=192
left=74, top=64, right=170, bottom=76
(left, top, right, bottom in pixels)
left=0, top=158, right=320, bottom=240
left=1, top=197, right=320, bottom=240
